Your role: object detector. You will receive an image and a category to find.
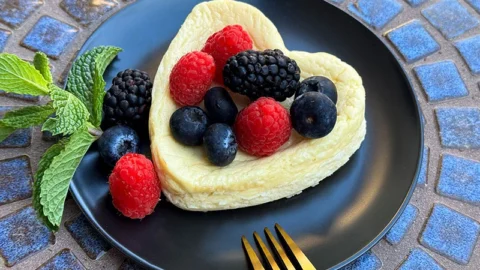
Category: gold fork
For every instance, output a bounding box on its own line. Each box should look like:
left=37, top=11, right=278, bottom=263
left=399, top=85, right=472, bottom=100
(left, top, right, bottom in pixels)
left=241, top=223, right=316, bottom=270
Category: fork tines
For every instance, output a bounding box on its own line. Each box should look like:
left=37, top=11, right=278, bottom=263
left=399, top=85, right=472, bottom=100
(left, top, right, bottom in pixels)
left=242, top=224, right=316, bottom=270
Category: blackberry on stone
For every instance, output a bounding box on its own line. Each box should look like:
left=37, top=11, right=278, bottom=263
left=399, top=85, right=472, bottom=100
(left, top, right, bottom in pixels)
left=103, top=69, right=152, bottom=127
left=223, top=49, right=301, bottom=101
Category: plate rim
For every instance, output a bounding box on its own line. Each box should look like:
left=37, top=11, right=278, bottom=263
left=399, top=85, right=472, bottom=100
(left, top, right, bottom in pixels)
left=68, top=0, right=425, bottom=269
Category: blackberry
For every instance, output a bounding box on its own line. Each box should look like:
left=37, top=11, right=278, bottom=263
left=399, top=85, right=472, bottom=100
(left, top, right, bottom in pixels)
left=223, top=49, right=301, bottom=101
left=103, top=69, right=152, bottom=127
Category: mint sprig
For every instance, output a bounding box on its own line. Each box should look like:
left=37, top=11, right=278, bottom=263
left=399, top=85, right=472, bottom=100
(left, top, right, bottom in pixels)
left=33, top=52, right=53, bottom=83
left=40, top=125, right=96, bottom=227
left=0, top=103, right=54, bottom=128
left=0, top=47, right=121, bottom=231
left=0, top=53, right=50, bottom=95
left=67, top=46, right=122, bottom=126
left=33, top=139, right=68, bottom=231
left=42, top=85, right=90, bottom=136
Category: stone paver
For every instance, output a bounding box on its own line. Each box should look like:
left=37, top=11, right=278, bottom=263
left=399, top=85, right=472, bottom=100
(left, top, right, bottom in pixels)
left=398, top=248, right=444, bottom=270
left=414, top=61, right=468, bottom=101
left=65, top=214, right=111, bottom=260
left=422, top=0, right=479, bottom=40
left=420, top=204, right=480, bottom=264
left=348, top=0, right=403, bottom=30
left=386, top=20, right=440, bottom=63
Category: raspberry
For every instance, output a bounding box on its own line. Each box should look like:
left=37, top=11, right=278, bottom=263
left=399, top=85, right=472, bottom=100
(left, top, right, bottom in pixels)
left=169, top=51, right=216, bottom=106
left=108, top=153, right=161, bottom=219
left=202, top=25, right=253, bottom=83
left=234, top=97, right=292, bottom=157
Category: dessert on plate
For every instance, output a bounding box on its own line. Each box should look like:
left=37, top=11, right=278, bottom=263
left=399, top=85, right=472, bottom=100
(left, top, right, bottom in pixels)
left=149, top=0, right=367, bottom=211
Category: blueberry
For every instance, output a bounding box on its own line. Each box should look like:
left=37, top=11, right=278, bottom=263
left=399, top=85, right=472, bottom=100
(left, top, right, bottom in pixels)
left=290, top=92, right=337, bottom=138
left=294, top=76, right=338, bottom=104
left=97, top=125, right=140, bottom=167
left=170, top=106, right=210, bottom=146
left=204, top=87, right=238, bottom=125
left=203, top=123, right=237, bottom=166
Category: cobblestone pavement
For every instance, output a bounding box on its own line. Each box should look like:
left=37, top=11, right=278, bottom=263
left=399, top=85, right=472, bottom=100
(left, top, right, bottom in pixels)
left=0, top=0, right=479, bottom=269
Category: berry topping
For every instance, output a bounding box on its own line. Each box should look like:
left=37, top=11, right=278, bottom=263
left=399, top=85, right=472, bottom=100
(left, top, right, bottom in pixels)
left=295, top=76, right=338, bottom=103
left=97, top=125, right=140, bottom=167
left=203, top=123, right=238, bottom=166
left=169, top=51, right=216, bottom=106
left=223, top=49, right=301, bottom=101
left=109, top=153, right=161, bottom=219
left=103, top=69, right=152, bottom=128
left=234, top=97, right=291, bottom=157
left=204, top=87, right=238, bottom=125
left=290, top=92, right=337, bottom=139
left=202, top=25, right=253, bottom=83
left=170, top=106, right=210, bottom=146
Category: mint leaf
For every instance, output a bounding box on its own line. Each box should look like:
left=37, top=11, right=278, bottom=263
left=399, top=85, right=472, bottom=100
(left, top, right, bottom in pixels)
left=33, top=52, right=53, bottom=83
left=33, top=139, right=68, bottom=231
left=0, top=124, right=15, bottom=143
left=0, top=103, right=54, bottom=128
left=39, top=126, right=95, bottom=228
left=66, top=46, right=122, bottom=125
left=91, top=63, right=106, bottom=127
left=0, top=53, right=50, bottom=96
left=42, top=85, right=90, bottom=136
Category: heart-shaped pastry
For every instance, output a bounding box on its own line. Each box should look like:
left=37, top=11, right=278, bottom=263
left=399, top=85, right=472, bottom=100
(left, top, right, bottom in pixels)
left=149, top=0, right=366, bottom=211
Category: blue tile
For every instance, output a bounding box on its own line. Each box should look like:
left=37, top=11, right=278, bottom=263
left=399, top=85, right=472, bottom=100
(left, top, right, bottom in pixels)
left=65, top=214, right=111, bottom=260
left=422, top=0, right=479, bottom=40
left=0, top=128, right=32, bottom=148
left=386, top=204, right=418, bottom=245
left=0, top=156, right=33, bottom=205
left=437, top=154, right=480, bottom=205
left=21, top=16, right=78, bottom=59
left=417, top=147, right=429, bottom=186
left=466, top=0, right=480, bottom=13
left=455, top=35, right=480, bottom=74
left=404, top=0, right=428, bottom=7
left=0, top=0, right=44, bottom=29
left=386, top=20, right=440, bottom=63
left=0, top=206, right=54, bottom=267
left=420, top=204, right=480, bottom=264
left=348, top=0, right=403, bottom=30
left=436, top=108, right=480, bottom=149
left=60, top=0, right=117, bottom=26
left=414, top=61, right=468, bottom=101
left=0, top=106, right=32, bottom=148
left=341, top=251, right=382, bottom=270
left=119, top=258, right=146, bottom=270
left=399, top=248, right=444, bottom=270
left=37, top=249, right=84, bottom=270
left=0, top=29, right=11, bottom=52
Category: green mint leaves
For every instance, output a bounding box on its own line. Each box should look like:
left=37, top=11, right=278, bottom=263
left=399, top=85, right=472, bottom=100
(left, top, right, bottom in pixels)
left=67, top=46, right=122, bottom=127
left=0, top=53, right=50, bottom=96
left=33, top=52, right=53, bottom=83
left=0, top=103, right=55, bottom=128
left=42, top=85, right=90, bottom=136
left=0, top=45, right=121, bottom=231
left=39, top=125, right=96, bottom=228
left=33, top=139, right=68, bottom=231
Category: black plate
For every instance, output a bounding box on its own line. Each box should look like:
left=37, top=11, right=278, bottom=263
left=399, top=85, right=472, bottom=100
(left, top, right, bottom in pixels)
left=70, top=0, right=423, bottom=269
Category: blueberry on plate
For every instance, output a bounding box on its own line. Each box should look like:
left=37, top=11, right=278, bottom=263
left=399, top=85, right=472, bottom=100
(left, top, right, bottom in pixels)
left=204, top=87, right=238, bottom=125
left=290, top=92, right=337, bottom=139
left=294, top=76, right=337, bottom=104
left=98, top=125, right=140, bottom=167
left=170, top=106, right=210, bottom=146
left=203, top=123, right=237, bottom=166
